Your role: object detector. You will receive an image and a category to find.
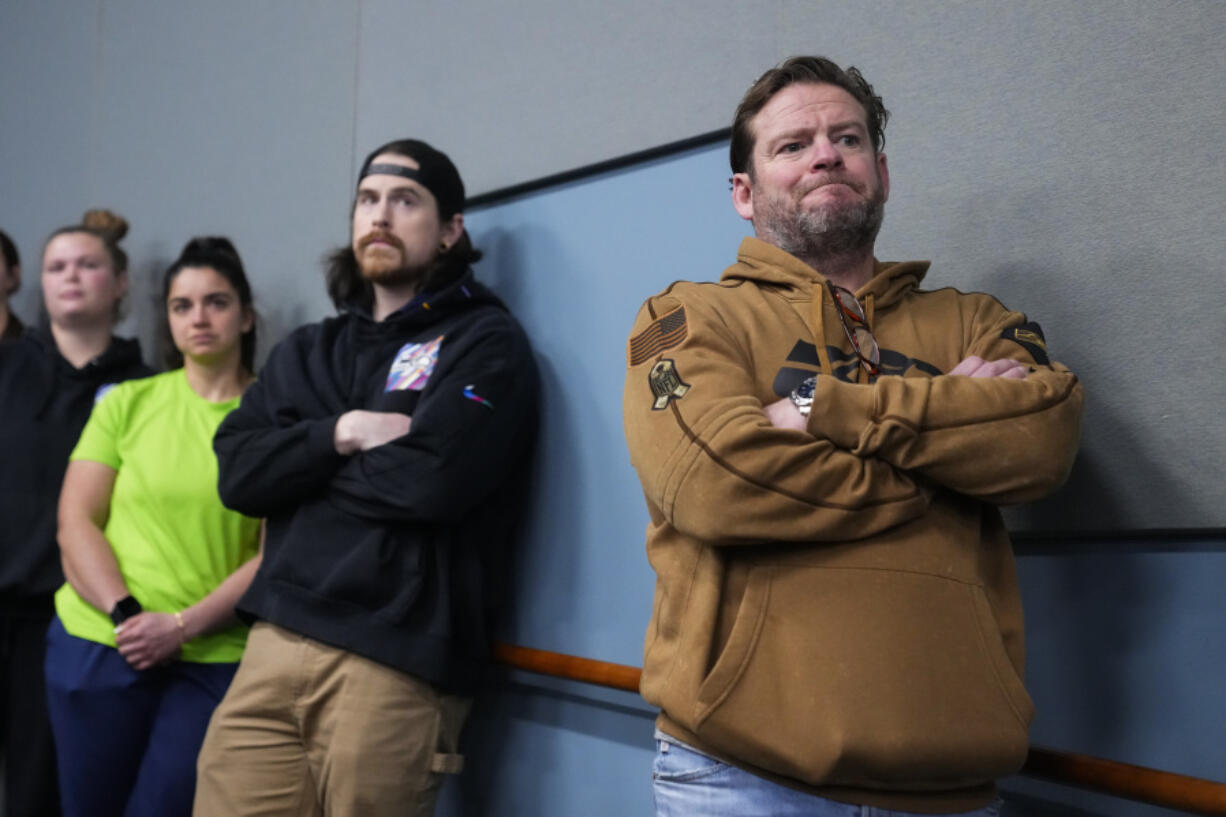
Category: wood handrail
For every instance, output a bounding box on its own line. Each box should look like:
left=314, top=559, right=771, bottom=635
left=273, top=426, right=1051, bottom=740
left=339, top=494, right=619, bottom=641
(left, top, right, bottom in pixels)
left=492, top=643, right=1226, bottom=816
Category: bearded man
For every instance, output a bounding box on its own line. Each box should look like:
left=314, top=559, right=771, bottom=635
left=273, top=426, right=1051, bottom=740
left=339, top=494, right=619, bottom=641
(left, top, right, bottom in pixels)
left=623, top=57, right=1084, bottom=815
left=194, top=139, right=538, bottom=817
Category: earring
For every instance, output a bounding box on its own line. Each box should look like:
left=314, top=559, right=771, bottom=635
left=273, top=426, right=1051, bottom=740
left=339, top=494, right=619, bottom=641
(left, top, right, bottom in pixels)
left=439, top=241, right=449, bottom=252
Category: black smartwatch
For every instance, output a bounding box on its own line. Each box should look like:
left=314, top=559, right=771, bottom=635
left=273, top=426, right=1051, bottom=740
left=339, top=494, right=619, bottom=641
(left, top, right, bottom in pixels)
left=110, top=595, right=143, bottom=626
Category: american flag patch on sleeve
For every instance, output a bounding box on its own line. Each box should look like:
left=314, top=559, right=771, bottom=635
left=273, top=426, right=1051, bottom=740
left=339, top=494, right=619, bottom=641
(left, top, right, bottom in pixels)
left=628, top=306, right=687, bottom=366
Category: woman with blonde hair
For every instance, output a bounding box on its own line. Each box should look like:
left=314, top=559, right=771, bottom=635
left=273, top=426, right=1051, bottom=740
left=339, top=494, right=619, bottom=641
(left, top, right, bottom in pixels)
left=45, top=236, right=261, bottom=817
left=0, top=210, right=152, bottom=817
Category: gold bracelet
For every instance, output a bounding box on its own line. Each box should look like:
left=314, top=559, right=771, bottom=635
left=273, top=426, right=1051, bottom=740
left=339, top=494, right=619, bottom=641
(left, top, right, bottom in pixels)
left=174, top=611, right=187, bottom=644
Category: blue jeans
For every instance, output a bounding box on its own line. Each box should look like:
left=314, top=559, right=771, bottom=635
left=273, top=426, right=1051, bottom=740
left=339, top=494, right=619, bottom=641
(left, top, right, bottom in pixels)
left=653, top=730, right=1004, bottom=817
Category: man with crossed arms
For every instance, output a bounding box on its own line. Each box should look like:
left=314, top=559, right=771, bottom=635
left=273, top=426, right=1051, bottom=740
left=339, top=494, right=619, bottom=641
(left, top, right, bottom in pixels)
left=624, top=56, right=1083, bottom=816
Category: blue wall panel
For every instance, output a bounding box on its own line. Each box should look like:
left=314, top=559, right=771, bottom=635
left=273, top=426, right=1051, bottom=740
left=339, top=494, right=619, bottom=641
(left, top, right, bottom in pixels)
left=466, top=145, right=752, bottom=666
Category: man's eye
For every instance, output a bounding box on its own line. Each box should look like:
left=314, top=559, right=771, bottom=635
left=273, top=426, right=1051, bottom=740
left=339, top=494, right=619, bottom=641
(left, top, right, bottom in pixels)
left=837, top=134, right=861, bottom=147
left=781, top=142, right=804, bottom=153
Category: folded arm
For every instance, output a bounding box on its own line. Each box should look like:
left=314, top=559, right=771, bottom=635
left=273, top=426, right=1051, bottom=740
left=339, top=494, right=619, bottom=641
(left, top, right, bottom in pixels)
left=806, top=309, right=1084, bottom=505
left=624, top=295, right=931, bottom=546
left=325, top=324, right=538, bottom=524
left=213, top=369, right=347, bottom=518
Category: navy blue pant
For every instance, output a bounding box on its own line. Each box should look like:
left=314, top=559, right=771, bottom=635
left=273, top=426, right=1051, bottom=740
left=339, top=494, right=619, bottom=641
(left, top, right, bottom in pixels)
left=43, top=617, right=237, bottom=817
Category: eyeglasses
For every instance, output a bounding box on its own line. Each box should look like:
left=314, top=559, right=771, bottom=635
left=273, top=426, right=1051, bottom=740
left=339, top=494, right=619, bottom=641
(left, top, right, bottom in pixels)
left=826, top=281, right=880, bottom=379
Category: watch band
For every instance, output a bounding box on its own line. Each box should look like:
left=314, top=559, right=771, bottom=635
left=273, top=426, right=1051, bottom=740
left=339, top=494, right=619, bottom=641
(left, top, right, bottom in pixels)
left=110, top=595, right=143, bottom=626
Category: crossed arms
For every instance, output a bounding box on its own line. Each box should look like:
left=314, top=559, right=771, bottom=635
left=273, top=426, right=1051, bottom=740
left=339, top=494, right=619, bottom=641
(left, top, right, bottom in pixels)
left=623, top=291, right=1084, bottom=545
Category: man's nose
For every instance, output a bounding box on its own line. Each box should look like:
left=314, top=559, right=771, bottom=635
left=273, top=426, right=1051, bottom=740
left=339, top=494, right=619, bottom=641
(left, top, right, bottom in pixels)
left=371, top=200, right=392, bottom=227
left=809, top=138, right=844, bottom=171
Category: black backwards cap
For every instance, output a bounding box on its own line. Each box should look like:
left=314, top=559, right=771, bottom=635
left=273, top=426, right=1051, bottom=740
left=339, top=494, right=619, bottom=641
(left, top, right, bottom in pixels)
left=357, top=139, right=466, bottom=219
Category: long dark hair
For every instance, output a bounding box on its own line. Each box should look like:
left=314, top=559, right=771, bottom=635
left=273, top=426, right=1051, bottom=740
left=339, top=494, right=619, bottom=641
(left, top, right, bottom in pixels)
left=161, top=237, right=257, bottom=373
left=325, top=139, right=482, bottom=312
left=0, top=229, right=19, bottom=295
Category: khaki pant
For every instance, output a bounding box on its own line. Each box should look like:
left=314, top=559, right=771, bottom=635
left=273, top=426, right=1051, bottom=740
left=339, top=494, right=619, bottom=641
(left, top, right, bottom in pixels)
left=193, top=622, right=470, bottom=817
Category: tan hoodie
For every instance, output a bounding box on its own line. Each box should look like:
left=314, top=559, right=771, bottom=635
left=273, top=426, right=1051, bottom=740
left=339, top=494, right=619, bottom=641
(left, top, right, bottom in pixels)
left=623, top=237, right=1083, bottom=812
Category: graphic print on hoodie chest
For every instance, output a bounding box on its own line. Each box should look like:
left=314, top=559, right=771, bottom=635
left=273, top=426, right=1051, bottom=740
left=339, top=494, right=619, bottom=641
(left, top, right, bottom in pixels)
left=386, top=335, right=444, bottom=392
left=771, top=339, right=942, bottom=396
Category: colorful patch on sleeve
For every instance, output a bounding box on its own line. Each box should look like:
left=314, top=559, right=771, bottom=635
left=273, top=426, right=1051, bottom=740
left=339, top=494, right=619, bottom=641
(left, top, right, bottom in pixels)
left=628, top=306, right=687, bottom=367
left=649, top=359, right=690, bottom=410
left=1001, top=320, right=1050, bottom=365
left=386, top=335, right=444, bottom=392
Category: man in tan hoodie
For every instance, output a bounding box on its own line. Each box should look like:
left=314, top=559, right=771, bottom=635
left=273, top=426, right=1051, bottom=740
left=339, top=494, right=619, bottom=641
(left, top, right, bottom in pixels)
left=623, top=56, right=1083, bottom=816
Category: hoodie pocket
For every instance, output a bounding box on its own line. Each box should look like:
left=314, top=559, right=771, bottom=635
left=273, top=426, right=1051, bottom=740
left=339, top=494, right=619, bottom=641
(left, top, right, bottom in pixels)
left=270, top=503, right=427, bottom=622
left=689, top=564, right=1032, bottom=791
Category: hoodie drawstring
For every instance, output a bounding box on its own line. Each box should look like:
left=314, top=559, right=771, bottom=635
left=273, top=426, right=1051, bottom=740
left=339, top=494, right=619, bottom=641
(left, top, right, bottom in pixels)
left=810, top=285, right=835, bottom=378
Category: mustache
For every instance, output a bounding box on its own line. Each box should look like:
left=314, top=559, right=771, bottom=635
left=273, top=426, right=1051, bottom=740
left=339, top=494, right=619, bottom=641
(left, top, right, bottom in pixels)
left=797, top=175, right=865, bottom=197
left=356, top=231, right=405, bottom=252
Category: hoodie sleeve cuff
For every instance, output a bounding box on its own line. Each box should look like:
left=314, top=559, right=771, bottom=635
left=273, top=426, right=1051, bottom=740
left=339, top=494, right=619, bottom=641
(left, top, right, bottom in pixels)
left=807, top=377, right=875, bottom=451
left=307, top=416, right=345, bottom=462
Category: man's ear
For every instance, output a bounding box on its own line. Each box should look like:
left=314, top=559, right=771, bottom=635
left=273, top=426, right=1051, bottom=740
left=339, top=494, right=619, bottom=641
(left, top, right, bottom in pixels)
left=731, top=173, right=755, bottom=222
left=877, top=152, right=890, bottom=202
left=442, top=213, right=464, bottom=249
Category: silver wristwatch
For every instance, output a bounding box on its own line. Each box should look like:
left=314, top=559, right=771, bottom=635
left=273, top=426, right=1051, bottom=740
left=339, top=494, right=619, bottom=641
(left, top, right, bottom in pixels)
left=790, top=375, right=818, bottom=417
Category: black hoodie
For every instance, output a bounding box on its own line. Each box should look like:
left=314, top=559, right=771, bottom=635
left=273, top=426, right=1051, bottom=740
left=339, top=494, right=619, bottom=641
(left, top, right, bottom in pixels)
left=0, top=330, right=151, bottom=611
left=214, top=271, right=538, bottom=692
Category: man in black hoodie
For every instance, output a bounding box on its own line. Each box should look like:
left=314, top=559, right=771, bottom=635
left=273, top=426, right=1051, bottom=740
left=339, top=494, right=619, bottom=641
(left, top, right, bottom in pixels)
left=195, top=140, right=538, bottom=817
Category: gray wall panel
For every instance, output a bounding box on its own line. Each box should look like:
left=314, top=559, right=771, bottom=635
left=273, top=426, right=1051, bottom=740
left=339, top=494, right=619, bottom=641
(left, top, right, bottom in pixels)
left=85, top=0, right=359, bottom=358
left=352, top=0, right=777, bottom=192
left=1, top=0, right=100, bottom=324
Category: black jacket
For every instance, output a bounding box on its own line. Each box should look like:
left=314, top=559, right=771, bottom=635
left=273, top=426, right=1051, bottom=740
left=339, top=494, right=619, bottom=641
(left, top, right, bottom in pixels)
left=214, top=271, right=538, bottom=692
left=0, top=330, right=151, bottom=611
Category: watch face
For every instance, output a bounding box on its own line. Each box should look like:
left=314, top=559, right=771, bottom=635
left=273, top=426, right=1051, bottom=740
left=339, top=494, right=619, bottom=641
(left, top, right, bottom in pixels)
left=794, top=376, right=817, bottom=400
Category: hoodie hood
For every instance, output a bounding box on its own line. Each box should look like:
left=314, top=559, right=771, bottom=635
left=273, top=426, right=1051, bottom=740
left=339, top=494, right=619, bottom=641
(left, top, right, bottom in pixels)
left=20, top=329, right=149, bottom=417
left=24, top=327, right=146, bottom=379
left=720, top=237, right=930, bottom=312
left=720, top=237, right=933, bottom=384
left=345, top=267, right=508, bottom=332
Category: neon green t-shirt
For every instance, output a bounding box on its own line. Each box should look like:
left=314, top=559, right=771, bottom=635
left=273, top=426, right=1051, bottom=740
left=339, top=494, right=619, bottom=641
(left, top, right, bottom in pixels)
left=55, top=369, right=260, bottom=663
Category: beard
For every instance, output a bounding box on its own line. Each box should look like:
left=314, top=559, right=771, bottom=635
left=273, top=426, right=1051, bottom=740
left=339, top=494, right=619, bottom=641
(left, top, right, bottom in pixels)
left=354, top=231, right=429, bottom=288
left=755, top=177, right=886, bottom=263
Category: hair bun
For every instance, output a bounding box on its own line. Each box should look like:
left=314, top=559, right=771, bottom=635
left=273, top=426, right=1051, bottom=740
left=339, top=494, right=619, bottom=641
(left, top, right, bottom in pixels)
left=82, top=209, right=129, bottom=243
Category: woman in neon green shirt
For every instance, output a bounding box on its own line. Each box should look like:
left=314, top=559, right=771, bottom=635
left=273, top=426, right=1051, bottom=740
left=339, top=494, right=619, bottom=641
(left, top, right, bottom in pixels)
left=46, top=237, right=261, bottom=817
